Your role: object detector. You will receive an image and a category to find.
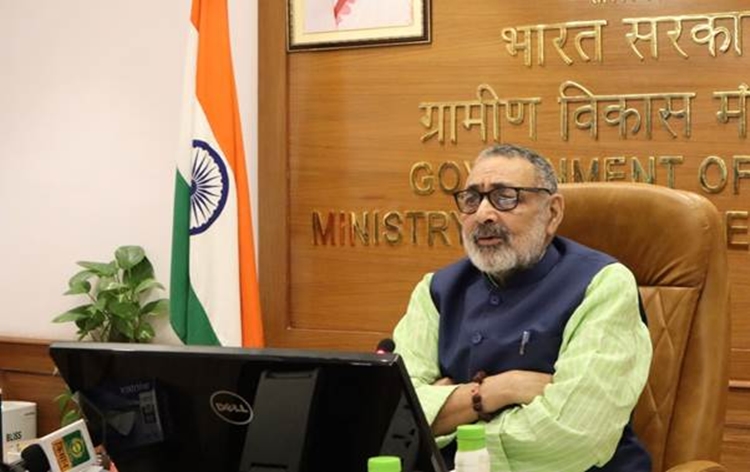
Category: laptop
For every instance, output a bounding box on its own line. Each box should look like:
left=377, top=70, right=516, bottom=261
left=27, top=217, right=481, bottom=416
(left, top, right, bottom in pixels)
left=49, top=342, right=448, bottom=472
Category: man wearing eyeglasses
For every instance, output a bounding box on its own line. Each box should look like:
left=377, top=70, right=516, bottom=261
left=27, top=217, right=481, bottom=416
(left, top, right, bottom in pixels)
left=393, top=144, right=652, bottom=472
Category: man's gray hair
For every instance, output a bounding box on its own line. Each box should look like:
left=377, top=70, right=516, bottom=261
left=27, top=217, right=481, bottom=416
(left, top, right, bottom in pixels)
left=477, top=144, right=558, bottom=193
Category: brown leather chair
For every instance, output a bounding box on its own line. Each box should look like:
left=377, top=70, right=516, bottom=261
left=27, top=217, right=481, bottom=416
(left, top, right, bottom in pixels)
left=557, top=183, right=730, bottom=472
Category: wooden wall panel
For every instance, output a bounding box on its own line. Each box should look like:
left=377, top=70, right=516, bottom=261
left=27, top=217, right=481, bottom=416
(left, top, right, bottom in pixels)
left=259, top=0, right=750, bottom=468
left=723, top=386, right=750, bottom=470
left=0, top=337, right=65, bottom=436
left=261, top=0, right=750, bottom=353
left=258, top=0, right=291, bottom=347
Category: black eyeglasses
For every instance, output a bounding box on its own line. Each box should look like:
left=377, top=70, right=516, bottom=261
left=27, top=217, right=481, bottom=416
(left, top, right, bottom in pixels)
left=453, top=186, right=553, bottom=214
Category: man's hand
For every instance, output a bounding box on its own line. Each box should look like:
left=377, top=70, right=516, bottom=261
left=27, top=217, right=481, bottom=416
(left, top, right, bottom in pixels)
left=430, top=370, right=551, bottom=435
left=481, top=370, right=552, bottom=411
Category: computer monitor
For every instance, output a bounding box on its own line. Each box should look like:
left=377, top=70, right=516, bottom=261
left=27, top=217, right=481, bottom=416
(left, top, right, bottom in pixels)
left=49, top=342, right=448, bottom=472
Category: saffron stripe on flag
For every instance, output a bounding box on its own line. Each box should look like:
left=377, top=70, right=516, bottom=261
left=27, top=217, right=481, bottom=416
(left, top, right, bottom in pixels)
left=170, top=0, right=264, bottom=347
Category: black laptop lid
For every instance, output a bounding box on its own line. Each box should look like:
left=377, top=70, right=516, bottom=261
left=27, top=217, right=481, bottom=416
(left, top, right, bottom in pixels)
left=49, top=342, right=447, bottom=472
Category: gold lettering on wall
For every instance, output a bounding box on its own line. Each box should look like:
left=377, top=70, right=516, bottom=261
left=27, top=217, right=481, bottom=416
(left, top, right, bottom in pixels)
left=409, top=160, right=473, bottom=195
left=339, top=211, right=350, bottom=247
left=311, top=210, right=463, bottom=247
left=631, top=156, right=656, bottom=184
left=438, top=161, right=463, bottom=193
left=660, top=156, right=684, bottom=189
left=384, top=211, right=403, bottom=245
left=573, top=158, right=600, bottom=182
left=558, top=81, right=694, bottom=140
left=604, top=157, right=626, bottom=181
left=726, top=211, right=750, bottom=248
left=699, top=156, right=729, bottom=194
left=352, top=212, right=374, bottom=246
left=312, top=212, right=335, bottom=246
left=312, top=154, right=750, bottom=251
left=556, top=155, right=681, bottom=186
left=428, top=212, right=451, bottom=246
left=734, top=156, right=750, bottom=194
left=411, top=157, right=686, bottom=190
left=419, top=84, right=540, bottom=144
left=623, top=12, right=750, bottom=60
left=714, top=83, right=749, bottom=138
left=695, top=155, right=750, bottom=195
left=501, top=20, right=607, bottom=67
left=410, top=162, right=435, bottom=196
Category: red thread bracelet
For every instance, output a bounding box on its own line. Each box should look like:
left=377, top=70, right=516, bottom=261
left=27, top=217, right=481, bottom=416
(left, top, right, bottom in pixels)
left=471, top=370, right=495, bottom=422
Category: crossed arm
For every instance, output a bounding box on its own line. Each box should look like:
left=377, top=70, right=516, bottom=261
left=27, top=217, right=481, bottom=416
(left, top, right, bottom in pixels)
left=393, top=264, right=652, bottom=472
left=429, top=370, right=551, bottom=436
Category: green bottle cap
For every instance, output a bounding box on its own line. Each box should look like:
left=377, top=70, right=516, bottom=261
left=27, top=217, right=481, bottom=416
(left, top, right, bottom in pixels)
left=368, top=456, right=401, bottom=472
left=457, top=424, right=487, bottom=452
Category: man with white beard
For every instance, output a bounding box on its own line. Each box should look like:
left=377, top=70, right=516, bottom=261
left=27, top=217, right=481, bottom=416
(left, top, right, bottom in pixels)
left=393, top=144, right=653, bottom=472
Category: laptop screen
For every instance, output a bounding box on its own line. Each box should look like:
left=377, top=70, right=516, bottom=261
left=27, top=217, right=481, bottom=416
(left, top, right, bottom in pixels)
left=49, top=342, right=447, bottom=472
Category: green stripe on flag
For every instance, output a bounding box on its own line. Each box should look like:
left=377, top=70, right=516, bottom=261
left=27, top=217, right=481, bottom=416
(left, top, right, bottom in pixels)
left=170, top=171, right=220, bottom=345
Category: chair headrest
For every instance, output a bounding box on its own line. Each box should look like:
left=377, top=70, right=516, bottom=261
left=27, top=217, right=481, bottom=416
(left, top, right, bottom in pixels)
left=556, top=183, right=722, bottom=287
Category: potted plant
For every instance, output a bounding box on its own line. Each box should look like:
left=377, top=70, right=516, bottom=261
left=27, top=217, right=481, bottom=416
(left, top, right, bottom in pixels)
left=53, top=245, right=168, bottom=426
left=53, top=245, right=169, bottom=342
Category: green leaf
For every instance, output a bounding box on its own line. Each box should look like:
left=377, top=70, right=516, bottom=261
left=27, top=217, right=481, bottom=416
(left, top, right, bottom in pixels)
left=99, top=282, right=129, bottom=294
left=68, top=270, right=95, bottom=287
left=63, top=281, right=91, bottom=295
left=94, top=296, right=107, bottom=311
left=56, top=246, right=166, bottom=345
left=115, top=246, right=145, bottom=271
left=53, top=305, right=92, bottom=323
left=61, top=409, right=81, bottom=426
left=77, top=260, right=118, bottom=277
left=124, top=256, right=155, bottom=287
left=109, top=300, right=139, bottom=319
left=141, top=299, right=169, bottom=317
left=90, top=311, right=106, bottom=326
left=113, top=318, right=135, bottom=341
left=82, top=311, right=106, bottom=333
left=54, top=391, right=73, bottom=411
left=96, top=289, right=115, bottom=303
left=96, top=277, right=127, bottom=294
left=135, top=323, right=156, bottom=342
left=134, top=278, right=165, bottom=295
left=54, top=311, right=88, bottom=323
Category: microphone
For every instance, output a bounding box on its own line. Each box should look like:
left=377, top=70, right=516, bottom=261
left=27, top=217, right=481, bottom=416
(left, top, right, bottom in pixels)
left=373, top=337, right=418, bottom=471
left=21, top=445, right=49, bottom=472
left=1, top=443, right=50, bottom=472
left=28, top=419, right=102, bottom=472
left=376, top=338, right=396, bottom=354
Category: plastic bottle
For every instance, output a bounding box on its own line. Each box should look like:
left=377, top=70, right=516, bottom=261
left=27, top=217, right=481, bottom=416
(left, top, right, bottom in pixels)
left=454, top=424, right=491, bottom=472
left=368, top=455, right=401, bottom=472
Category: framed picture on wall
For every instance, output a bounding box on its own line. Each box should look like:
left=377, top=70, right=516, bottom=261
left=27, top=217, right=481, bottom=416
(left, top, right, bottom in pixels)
left=287, top=0, right=431, bottom=51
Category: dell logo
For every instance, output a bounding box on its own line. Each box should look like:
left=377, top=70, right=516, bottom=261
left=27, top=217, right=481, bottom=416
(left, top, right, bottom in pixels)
left=210, top=391, right=254, bottom=425
left=216, top=402, right=249, bottom=414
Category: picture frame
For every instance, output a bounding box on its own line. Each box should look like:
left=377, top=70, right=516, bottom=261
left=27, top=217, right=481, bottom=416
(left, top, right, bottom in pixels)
left=287, top=0, right=431, bottom=52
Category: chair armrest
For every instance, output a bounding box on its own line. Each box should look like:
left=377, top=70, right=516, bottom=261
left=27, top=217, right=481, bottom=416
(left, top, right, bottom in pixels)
left=665, top=460, right=727, bottom=472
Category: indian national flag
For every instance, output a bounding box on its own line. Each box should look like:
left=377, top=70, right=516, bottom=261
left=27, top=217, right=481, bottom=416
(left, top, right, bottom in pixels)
left=170, top=0, right=264, bottom=347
